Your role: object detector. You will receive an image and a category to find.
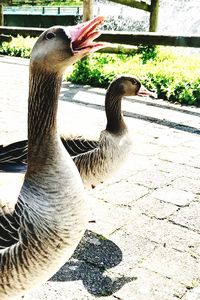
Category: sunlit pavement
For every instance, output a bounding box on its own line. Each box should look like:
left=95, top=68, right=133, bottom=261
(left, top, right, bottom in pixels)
left=0, top=56, right=200, bottom=300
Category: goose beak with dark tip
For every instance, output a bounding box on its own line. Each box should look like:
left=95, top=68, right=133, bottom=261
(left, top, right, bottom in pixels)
left=137, top=85, right=157, bottom=98
left=68, top=16, right=108, bottom=55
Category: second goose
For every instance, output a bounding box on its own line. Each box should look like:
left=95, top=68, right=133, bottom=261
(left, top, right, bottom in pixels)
left=0, top=76, right=154, bottom=189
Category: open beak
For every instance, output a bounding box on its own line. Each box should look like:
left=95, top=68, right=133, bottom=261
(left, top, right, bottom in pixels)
left=137, top=85, right=157, bottom=98
left=68, top=16, right=108, bottom=55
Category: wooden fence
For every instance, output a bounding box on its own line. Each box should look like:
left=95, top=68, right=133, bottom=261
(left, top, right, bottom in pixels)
left=0, top=26, right=200, bottom=50
left=1, top=0, right=159, bottom=31
left=83, top=0, right=159, bottom=31
left=3, top=6, right=83, bottom=15
left=0, top=33, right=11, bottom=43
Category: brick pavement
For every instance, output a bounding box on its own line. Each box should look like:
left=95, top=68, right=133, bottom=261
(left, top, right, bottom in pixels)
left=0, top=56, right=200, bottom=300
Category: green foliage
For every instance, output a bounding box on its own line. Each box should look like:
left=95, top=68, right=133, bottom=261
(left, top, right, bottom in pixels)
left=68, top=47, right=200, bottom=106
left=11, top=0, right=82, bottom=6
left=1, top=35, right=200, bottom=106
left=136, top=45, right=158, bottom=63
left=48, top=0, right=82, bottom=6
left=69, top=55, right=116, bottom=88
left=0, top=36, right=35, bottom=58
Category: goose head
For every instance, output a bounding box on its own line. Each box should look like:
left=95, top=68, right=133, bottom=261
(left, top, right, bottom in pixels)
left=105, top=75, right=155, bottom=134
left=109, top=75, right=155, bottom=98
left=30, top=16, right=106, bottom=74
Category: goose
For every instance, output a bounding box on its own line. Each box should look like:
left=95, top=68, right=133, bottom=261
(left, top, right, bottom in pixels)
left=0, top=77, right=154, bottom=189
left=0, top=16, right=106, bottom=299
left=73, top=75, right=154, bottom=188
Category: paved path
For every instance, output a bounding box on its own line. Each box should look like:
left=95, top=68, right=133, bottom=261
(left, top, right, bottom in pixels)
left=0, top=56, right=200, bottom=300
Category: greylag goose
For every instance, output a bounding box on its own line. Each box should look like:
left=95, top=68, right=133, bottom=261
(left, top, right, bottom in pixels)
left=0, top=16, right=106, bottom=299
left=0, top=77, right=154, bottom=189
left=73, top=75, right=154, bottom=188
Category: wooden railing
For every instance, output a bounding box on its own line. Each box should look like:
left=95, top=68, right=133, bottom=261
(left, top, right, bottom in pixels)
left=106, top=0, right=159, bottom=31
left=1, top=0, right=159, bottom=31
left=3, top=6, right=83, bottom=15
left=98, top=31, right=200, bottom=48
left=0, top=26, right=200, bottom=49
left=0, top=33, right=12, bottom=43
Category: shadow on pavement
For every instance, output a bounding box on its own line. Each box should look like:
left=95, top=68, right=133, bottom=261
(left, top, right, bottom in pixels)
left=50, top=230, right=136, bottom=296
left=61, top=82, right=200, bottom=118
left=60, top=84, right=200, bottom=135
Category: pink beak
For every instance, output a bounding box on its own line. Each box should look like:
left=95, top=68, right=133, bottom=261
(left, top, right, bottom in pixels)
left=137, top=85, right=157, bottom=98
left=68, top=16, right=108, bottom=54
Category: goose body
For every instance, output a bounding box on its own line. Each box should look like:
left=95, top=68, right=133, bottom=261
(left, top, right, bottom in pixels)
left=0, top=16, right=106, bottom=299
left=73, top=75, right=154, bottom=188
left=0, top=77, right=154, bottom=189
left=73, top=130, right=131, bottom=188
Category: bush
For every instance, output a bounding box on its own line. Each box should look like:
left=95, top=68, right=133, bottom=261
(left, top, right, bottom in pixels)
left=69, top=55, right=116, bottom=88
left=1, top=35, right=200, bottom=106
left=0, top=36, right=35, bottom=58
left=136, top=45, right=158, bottom=63
left=68, top=47, right=200, bottom=106
left=49, top=0, right=82, bottom=6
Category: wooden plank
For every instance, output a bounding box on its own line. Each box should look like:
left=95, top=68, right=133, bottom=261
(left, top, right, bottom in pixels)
left=0, top=5, right=4, bottom=26
left=97, top=31, right=200, bottom=48
left=1, top=27, right=200, bottom=48
left=0, top=26, right=44, bottom=37
left=0, top=34, right=12, bottom=43
left=149, top=0, right=159, bottom=31
left=99, top=44, right=138, bottom=54
left=109, top=0, right=150, bottom=12
left=83, top=0, right=93, bottom=21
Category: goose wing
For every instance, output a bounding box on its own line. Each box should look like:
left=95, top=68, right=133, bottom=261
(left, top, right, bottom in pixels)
left=0, top=204, right=20, bottom=249
left=0, top=174, right=23, bottom=249
left=0, top=140, right=28, bottom=164
left=0, top=136, right=99, bottom=171
left=0, top=140, right=28, bottom=172
left=60, top=135, right=98, bottom=156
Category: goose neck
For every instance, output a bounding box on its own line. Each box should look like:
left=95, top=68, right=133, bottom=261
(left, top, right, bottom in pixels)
left=28, top=67, right=62, bottom=144
left=27, top=67, right=62, bottom=165
left=105, top=91, right=127, bottom=134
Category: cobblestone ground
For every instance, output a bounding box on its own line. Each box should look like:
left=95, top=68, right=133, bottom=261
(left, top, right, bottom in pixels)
left=0, top=56, right=200, bottom=300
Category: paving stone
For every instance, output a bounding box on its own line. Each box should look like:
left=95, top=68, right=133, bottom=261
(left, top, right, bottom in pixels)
left=136, top=195, right=178, bottom=219
left=86, top=195, right=139, bottom=237
left=113, top=268, right=186, bottom=300
left=142, top=246, right=200, bottom=286
left=95, top=180, right=149, bottom=205
left=151, top=130, right=193, bottom=148
left=159, top=149, right=192, bottom=164
left=21, top=281, right=117, bottom=300
left=156, top=160, right=200, bottom=180
left=133, top=142, right=162, bottom=156
left=150, top=186, right=195, bottom=206
left=132, top=169, right=176, bottom=189
left=183, top=286, right=200, bottom=300
left=169, top=202, right=200, bottom=233
left=159, top=148, right=200, bottom=169
left=182, top=138, right=200, bottom=149
left=125, top=217, right=200, bottom=256
left=171, top=177, right=200, bottom=194
left=109, top=228, right=157, bottom=270
left=118, top=154, right=158, bottom=178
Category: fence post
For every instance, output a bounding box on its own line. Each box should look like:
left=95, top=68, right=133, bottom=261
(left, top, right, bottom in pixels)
left=58, top=6, right=60, bottom=15
left=149, top=0, right=159, bottom=31
left=83, top=0, right=93, bottom=21
left=0, top=4, right=4, bottom=26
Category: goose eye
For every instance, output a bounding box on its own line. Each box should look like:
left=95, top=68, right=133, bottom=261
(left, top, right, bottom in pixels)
left=46, top=32, right=56, bottom=40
